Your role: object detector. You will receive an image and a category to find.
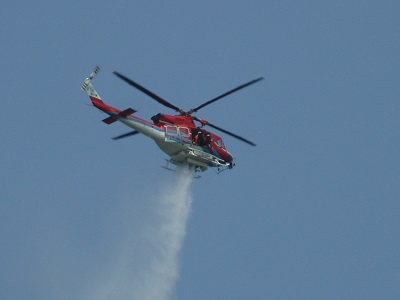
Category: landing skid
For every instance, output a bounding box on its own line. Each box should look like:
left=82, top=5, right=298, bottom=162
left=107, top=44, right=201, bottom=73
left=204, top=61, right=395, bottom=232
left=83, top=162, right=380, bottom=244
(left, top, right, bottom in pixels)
left=162, top=159, right=202, bottom=178
left=214, top=164, right=234, bottom=174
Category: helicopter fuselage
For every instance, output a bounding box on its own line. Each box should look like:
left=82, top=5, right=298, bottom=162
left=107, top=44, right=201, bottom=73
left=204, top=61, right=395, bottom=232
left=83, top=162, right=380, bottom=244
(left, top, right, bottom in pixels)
left=123, top=113, right=234, bottom=171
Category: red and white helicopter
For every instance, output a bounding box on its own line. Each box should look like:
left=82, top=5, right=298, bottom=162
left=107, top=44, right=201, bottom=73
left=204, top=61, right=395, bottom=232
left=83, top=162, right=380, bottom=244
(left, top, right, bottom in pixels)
left=81, top=66, right=263, bottom=173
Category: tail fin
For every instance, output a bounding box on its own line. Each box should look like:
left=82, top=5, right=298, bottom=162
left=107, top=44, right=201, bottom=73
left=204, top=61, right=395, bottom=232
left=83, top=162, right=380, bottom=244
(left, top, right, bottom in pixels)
left=81, top=66, right=103, bottom=102
left=81, top=66, right=136, bottom=121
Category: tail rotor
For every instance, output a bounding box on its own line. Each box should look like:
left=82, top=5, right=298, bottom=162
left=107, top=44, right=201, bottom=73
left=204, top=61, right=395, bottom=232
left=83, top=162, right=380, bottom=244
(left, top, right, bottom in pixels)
left=81, top=66, right=100, bottom=91
left=89, top=65, right=100, bottom=80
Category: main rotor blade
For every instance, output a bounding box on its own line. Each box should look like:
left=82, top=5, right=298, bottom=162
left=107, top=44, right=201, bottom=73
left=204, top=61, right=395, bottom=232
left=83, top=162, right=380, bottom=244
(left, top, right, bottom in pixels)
left=207, top=123, right=257, bottom=146
left=113, top=71, right=181, bottom=112
left=112, top=130, right=140, bottom=140
left=191, top=77, right=264, bottom=113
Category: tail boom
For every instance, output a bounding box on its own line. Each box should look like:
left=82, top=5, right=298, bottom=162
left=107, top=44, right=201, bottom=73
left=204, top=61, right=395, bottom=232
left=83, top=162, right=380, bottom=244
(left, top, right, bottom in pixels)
left=81, top=67, right=165, bottom=141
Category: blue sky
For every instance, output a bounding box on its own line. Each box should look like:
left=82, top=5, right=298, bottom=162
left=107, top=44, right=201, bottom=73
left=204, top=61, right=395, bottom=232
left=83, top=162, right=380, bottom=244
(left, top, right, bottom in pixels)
left=1, top=1, right=399, bottom=299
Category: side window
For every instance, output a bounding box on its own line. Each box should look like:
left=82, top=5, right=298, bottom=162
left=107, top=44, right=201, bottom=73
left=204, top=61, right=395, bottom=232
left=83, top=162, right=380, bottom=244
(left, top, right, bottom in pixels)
left=166, top=126, right=177, bottom=135
left=178, top=127, right=190, bottom=137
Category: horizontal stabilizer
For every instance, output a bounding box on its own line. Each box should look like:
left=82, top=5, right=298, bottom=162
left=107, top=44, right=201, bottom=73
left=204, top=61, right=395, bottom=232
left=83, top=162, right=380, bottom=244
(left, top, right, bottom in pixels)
left=102, top=108, right=137, bottom=125
left=119, top=108, right=137, bottom=117
left=102, top=116, right=117, bottom=124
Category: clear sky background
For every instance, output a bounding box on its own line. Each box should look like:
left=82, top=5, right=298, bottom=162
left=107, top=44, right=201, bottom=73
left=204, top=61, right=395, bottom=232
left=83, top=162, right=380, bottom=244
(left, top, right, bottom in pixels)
left=1, top=1, right=399, bottom=299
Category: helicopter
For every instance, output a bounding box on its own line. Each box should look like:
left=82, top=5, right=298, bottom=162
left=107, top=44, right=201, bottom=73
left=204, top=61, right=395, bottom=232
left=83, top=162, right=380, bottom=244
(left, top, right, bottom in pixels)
left=81, top=66, right=263, bottom=173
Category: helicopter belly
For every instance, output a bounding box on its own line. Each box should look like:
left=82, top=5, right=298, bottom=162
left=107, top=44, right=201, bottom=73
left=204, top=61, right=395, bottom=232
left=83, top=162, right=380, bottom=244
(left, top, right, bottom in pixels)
left=155, top=139, right=190, bottom=156
left=155, top=138, right=231, bottom=171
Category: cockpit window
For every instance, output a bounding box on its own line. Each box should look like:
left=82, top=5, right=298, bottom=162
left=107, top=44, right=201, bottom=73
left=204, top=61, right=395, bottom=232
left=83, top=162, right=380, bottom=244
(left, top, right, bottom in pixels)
left=216, top=138, right=225, bottom=149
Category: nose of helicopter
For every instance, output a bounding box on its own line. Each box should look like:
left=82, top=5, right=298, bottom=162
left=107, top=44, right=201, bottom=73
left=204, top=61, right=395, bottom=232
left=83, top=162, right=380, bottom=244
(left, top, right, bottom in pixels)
left=225, top=152, right=233, bottom=163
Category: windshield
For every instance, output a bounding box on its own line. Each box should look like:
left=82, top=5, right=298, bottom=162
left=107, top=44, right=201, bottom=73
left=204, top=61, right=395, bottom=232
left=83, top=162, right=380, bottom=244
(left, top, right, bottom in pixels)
left=216, top=138, right=225, bottom=149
